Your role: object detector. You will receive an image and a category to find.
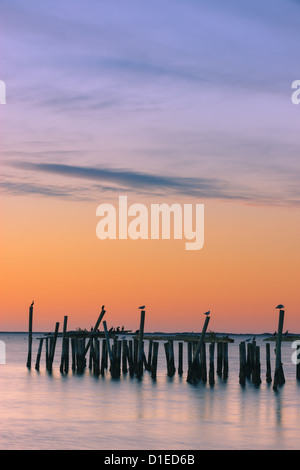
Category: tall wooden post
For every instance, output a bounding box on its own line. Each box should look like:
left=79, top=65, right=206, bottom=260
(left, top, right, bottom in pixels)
left=217, top=342, right=223, bottom=377
left=273, top=309, right=285, bottom=391
left=266, top=343, right=272, bottom=383
left=103, top=320, right=115, bottom=376
left=60, top=316, right=68, bottom=373
left=26, top=302, right=34, bottom=368
left=178, top=342, right=183, bottom=375
left=84, top=306, right=106, bottom=355
left=187, top=315, right=210, bottom=384
left=209, top=342, right=215, bottom=386
left=48, top=322, right=59, bottom=372
left=239, top=342, right=246, bottom=386
left=137, top=309, right=145, bottom=378
left=35, top=338, right=43, bottom=371
left=151, top=342, right=159, bottom=379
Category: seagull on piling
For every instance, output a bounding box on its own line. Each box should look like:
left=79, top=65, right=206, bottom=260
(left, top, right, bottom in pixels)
left=139, top=306, right=145, bottom=310
left=203, top=310, right=210, bottom=316
left=276, top=304, right=284, bottom=309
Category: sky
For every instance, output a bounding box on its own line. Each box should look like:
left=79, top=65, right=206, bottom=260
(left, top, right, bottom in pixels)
left=0, top=0, right=299, bottom=333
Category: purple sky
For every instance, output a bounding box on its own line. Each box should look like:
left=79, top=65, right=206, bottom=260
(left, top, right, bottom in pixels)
left=1, top=0, right=300, bottom=206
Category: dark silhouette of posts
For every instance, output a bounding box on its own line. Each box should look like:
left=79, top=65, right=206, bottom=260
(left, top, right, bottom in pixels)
left=209, top=342, right=215, bottom=385
left=239, top=342, right=246, bottom=386
left=84, top=306, right=106, bottom=356
left=26, top=302, right=34, bottom=368
left=137, top=309, right=145, bottom=378
left=266, top=343, right=272, bottom=383
left=35, top=338, right=43, bottom=371
left=103, top=320, right=116, bottom=376
left=178, top=342, right=183, bottom=375
left=48, top=322, right=60, bottom=372
left=60, top=316, right=68, bottom=373
left=187, top=315, right=210, bottom=384
left=151, top=342, right=159, bottom=379
left=273, top=309, right=285, bottom=391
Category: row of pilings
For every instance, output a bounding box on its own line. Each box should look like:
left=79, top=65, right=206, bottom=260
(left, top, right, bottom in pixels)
left=27, top=305, right=299, bottom=389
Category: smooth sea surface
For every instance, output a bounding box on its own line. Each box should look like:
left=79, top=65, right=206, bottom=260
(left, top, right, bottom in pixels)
left=0, top=332, right=299, bottom=450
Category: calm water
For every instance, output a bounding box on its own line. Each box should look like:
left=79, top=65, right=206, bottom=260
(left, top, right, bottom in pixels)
left=0, top=333, right=299, bottom=450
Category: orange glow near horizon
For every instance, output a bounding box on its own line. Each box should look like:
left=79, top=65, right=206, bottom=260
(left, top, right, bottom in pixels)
left=0, top=194, right=299, bottom=333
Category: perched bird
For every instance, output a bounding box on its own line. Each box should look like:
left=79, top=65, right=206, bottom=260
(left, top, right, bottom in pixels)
left=203, top=310, right=210, bottom=316
left=139, top=306, right=145, bottom=310
left=276, top=304, right=284, bottom=309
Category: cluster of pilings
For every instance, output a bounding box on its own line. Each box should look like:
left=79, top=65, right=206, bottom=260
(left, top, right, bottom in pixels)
left=27, top=304, right=298, bottom=390
left=32, top=308, right=162, bottom=380
left=239, top=338, right=262, bottom=386
left=238, top=309, right=289, bottom=391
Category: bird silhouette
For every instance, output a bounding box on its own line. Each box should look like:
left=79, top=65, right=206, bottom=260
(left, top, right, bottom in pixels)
left=203, top=310, right=210, bottom=316
left=101, top=305, right=105, bottom=310
left=276, top=304, right=284, bottom=309
left=139, top=306, right=145, bottom=310
left=30, top=301, right=34, bottom=307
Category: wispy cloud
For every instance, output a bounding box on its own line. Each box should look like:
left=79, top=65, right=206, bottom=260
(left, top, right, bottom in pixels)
left=5, top=160, right=298, bottom=206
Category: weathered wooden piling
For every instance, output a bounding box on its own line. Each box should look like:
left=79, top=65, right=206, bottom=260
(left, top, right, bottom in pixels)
left=35, top=338, right=43, bottom=371
left=252, top=345, right=262, bottom=385
left=100, top=339, right=107, bottom=375
left=178, top=342, right=183, bottom=375
left=239, top=342, right=246, bottom=386
left=71, top=337, right=76, bottom=371
left=48, top=322, right=60, bottom=372
left=128, top=340, right=134, bottom=376
left=209, top=342, right=215, bottom=385
left=76, top=337, right=86, bottom=373
left=164, top=341, right=176, bottom=377
left=187, top=341, right=192, bottom=370
left=217, top=342, right=223, bottom=377
left=26, top=302, right=34, bottom=368
left=60, top=316, right=68, bottom=373
left=200, top=342, right=207, bottom=382
left=222, top=342, right=228, bottom=380
left=147, top=340, right=153, bottom=371
left=151, top=341, right=159, bottom=379
left=266, top=343, right=272, bottom=383
left=122, top=340, right=128, bottom=374
left=85, top=306, right=106, bottom=356
left=246, top=342, right=252, bottom=379
left=187, top=315, right=210, bottom=384
left=103, top=321, right=117, bottom=377
left=137, top=309, right=145, bottom=379
left=167, top=340, right=176, bottom=377
left=273, top=309, right=286, bottom=391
